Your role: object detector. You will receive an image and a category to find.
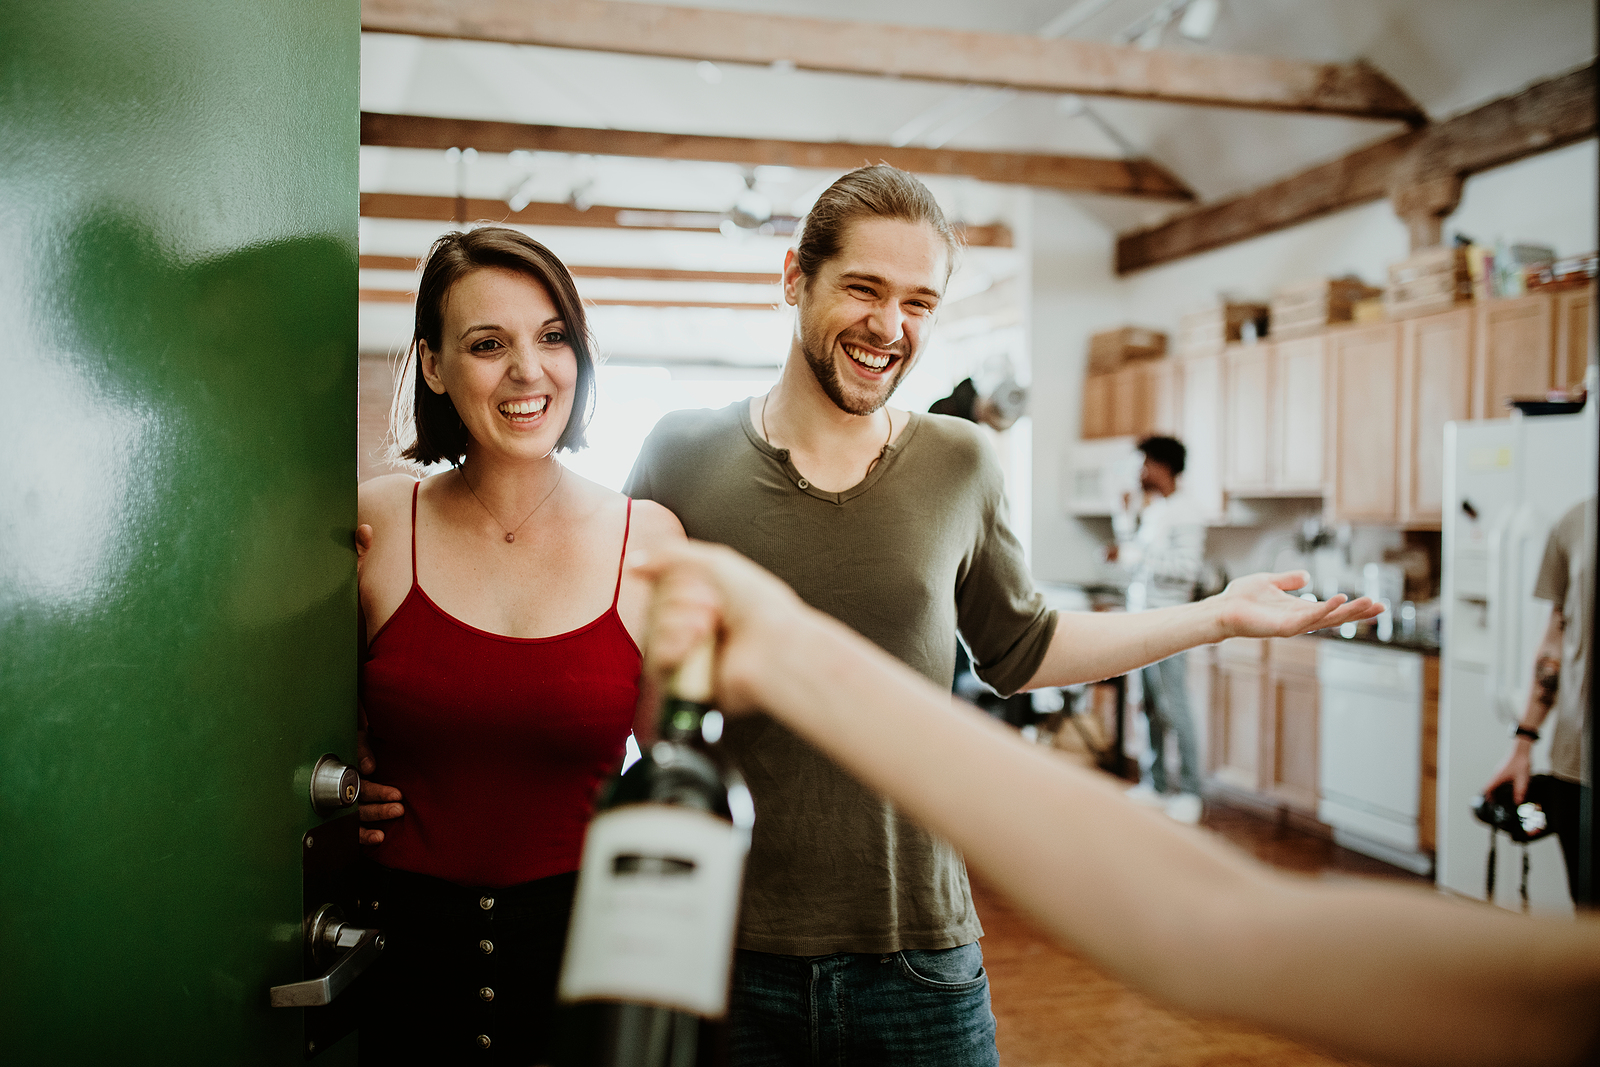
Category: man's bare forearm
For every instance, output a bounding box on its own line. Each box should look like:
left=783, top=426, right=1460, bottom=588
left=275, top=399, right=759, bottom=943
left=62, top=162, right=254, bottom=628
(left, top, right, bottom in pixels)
left=1521, top=609, right=1566, bottom=729
left=1026, top=603, right=1223, bottom=688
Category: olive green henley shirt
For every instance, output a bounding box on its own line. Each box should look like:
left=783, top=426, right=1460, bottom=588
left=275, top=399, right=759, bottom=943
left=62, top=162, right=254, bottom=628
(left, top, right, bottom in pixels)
left=625, top=400, right=1057, bottom=956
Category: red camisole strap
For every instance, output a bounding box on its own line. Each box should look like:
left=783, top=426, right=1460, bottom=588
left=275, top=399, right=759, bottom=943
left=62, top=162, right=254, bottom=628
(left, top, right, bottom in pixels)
left=410, top=481, right=420, bottom=585
left=612, top=498, right=633, bottom=610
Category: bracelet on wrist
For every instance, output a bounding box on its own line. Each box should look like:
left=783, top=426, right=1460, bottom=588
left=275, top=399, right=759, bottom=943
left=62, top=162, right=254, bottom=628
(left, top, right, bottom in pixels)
left=1513, top=724, right=1540, bottom=742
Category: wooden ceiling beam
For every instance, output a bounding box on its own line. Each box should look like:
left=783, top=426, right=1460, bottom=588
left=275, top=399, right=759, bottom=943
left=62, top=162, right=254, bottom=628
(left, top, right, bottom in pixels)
left=1114, top=130, right=1423, bottom=273
left=360, top=112, right=1194, bottom=200
left=1116, top=64, right=1596, bottom=273
left=360, top=287, right=781, bottom=311
left=361, top=254, right=781, bottom=284
left=360, top=0, right=1425, bottom=124
left=359, top=192, right=1015, bottom=247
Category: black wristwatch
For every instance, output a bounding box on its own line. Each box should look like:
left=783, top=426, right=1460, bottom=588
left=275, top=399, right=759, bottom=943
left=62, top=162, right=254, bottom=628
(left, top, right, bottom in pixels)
left=1512, top=724, right=1541, bottom=742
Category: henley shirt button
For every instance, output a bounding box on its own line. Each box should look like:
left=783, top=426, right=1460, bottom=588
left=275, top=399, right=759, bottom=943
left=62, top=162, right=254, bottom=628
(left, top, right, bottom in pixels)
left=476, top=1034, right=492, bottom=1050
left=797, top=478, right=809, bottom=489
left=478, top=896, right=494, bottom=911
left=479, top=986, right=495, bottom=1002
left=479, top=939, right=494, bottom=954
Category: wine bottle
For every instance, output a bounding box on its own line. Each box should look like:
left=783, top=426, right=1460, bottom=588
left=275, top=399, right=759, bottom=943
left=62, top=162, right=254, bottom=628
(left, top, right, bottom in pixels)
left=554, top=639, right=754, bottom=1067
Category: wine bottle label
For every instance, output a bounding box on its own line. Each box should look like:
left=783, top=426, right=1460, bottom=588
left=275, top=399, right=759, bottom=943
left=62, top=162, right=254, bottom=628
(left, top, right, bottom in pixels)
left=559, top=804, right=748, bottom=1017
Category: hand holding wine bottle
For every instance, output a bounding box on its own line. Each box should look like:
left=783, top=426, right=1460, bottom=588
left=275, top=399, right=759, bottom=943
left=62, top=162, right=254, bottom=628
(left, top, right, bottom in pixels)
left=555, top=619, right=755, bottom=1067
left=634, top=540, right=810, bottom=723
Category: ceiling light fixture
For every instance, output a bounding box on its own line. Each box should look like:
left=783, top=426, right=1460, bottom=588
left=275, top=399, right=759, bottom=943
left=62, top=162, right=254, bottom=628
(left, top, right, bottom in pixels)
left=507, top=175, right=537, bottom=212
left=1178, top=0, right=1220, bottom=41
left=727, top=171, right=772, bottom=231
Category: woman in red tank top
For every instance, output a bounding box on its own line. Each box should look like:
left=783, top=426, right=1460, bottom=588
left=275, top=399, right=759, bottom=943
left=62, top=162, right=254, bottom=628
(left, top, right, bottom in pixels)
left=356, top=227, right=683, bottom=1064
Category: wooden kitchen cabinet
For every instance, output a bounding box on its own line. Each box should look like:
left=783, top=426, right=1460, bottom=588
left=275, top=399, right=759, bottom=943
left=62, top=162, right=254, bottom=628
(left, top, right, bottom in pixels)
left=1398, top=308, right=1473, bottom=526
left=1273, top=335, right=1327, bottom=493
left=1179, top=353, right=1226, bottom=522
left=1081, top=361, right=1178, bottom=440
left=1110, top=363, right=1146, bottom=437
left=1145, top=360, right=1180, bottom=436
left=1419, top=656, right=1440, bottom=853
left=1081, top=372, right=1113, bottom=438
left=1265, top=636, right=1320, bottom=813
left=1555, top=284, right=1596, bottom=391
left=1222, top=338, right=1325, bottom=497
left=1327, top=322, right=1402, bottom=522
left=1209, top=638, right=1268, bottom=794
left=1223, top=344, right=1272, bottom=493
left=1473, top=294, right=1556, bottom=418
left=1205, top=637, right=1318, bottom=812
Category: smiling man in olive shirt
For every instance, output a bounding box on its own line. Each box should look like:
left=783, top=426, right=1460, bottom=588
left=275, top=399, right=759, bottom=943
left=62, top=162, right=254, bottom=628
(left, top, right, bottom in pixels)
left=626, top=165, right=1379, bottom=1067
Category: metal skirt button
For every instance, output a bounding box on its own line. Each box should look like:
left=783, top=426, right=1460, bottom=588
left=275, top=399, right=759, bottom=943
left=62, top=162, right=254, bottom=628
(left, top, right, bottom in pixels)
left=478, top=986, right=495, bottom=1002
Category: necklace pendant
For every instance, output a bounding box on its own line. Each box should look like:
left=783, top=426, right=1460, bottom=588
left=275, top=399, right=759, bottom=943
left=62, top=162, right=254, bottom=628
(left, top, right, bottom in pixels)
left=505, top=532, right=515, bottom=543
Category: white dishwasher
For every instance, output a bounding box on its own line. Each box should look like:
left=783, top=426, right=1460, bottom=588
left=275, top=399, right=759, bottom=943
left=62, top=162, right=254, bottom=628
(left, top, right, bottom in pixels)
left=1318, top=642, right=1430, bottom=873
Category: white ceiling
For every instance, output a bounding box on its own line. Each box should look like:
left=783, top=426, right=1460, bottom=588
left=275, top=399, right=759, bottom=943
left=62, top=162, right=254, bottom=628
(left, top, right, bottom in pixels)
left=357, top=0, right=1596, bottom=359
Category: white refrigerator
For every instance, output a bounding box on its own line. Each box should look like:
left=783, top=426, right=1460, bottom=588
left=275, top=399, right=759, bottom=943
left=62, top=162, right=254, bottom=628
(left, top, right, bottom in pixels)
left=1437, top=412, right=1592, bottom=914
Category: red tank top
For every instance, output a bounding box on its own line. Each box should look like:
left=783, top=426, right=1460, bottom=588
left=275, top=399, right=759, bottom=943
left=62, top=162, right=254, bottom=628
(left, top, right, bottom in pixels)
left=362, top=483, right=641, bottom=888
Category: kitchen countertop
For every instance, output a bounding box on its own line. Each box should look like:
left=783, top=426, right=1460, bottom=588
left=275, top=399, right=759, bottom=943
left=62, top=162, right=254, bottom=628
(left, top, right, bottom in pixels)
left=1313, top=624, right=1440, bottom=656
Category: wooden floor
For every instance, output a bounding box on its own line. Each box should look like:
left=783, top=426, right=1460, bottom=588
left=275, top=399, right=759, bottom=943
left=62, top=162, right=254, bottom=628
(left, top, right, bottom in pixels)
left=977, top=797, right=1429, bottom=1067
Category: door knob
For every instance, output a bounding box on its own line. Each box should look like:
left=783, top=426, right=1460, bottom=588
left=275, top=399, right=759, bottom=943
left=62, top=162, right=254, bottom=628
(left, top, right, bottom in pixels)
left=269, top=903, right=384, bottom=1008
left=309, top=754, right=361, bottom=816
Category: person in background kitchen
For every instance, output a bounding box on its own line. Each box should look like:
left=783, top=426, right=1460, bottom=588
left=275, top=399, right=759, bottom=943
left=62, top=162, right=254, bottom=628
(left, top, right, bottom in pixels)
left=1105, top=435, right=1208, bottom=824
left=637, top=539, right=1600, bottom=1067
left=1482, top=497, right=1595, bottom=907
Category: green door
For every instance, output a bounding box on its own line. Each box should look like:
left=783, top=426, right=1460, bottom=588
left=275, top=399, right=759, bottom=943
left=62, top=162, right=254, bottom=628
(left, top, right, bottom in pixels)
left=1, top=2, right=360, bottom=1062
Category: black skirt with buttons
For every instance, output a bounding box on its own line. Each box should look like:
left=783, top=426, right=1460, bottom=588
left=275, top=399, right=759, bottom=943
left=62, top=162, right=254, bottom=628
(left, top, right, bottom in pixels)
left=357, top=858, right=577, bottom=1066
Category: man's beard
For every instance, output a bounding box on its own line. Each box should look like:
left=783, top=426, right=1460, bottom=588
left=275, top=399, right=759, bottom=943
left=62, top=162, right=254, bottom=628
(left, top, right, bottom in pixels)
left=800, top=332, right=911, bottom=417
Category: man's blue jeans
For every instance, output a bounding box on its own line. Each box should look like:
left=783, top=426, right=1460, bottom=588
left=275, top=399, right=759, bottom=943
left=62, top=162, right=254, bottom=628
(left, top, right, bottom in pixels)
left=729, top=943, right=999, bottom=1067
left=1139, top=652, right=1202, bottom=796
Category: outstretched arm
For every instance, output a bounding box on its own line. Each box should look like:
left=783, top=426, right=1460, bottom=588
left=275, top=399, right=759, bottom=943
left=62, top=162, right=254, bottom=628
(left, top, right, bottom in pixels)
left=638, top=542, right=1600, bottom=1067
left=1023, top=571, right=1381, bottom=690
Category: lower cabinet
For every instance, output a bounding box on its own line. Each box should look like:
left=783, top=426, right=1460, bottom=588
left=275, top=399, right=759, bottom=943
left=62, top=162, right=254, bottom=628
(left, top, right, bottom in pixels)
left=1200, top=636, right=1440, bottom=846
left=1419, top=656, right=1440, bottom=853
left=1265, top=637, right=1320, bottom=812
left=1210, top=638, right=1267, bottom=794
left=1208, top=636, right=1320, bottom=815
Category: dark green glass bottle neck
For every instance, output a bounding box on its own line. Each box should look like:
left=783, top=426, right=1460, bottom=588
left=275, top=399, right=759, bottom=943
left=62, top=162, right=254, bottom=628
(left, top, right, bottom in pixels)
left=657, top=695, right=712, bottom=743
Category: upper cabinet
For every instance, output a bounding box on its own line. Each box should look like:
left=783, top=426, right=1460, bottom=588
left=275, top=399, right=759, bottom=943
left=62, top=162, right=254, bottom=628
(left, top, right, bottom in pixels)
left=1179, top=354, right=1226, bottom=522
left=1327, top=322, right=1402, bottom=523
left=1145, top=360, right=1181, bottom=437
left=1079, top=284, right=1593, bottom=526
left=1221, top=338, right=1325, bottom=497
left=1082, top=360, right=1182, bottom=442
left=1473, top=293, right=1556, bottom=417
left=1272, top=336, right=1328, bottom=494
left=1109, top=362, right=1147, bottom=438
left=1555, top=286, right=1595, bottom=391
left=1080, top=372, right=1113, bottom=439
left=1223, top=344, right=1273, bottom=493
left=1399, top=308, right=1473, bottom=526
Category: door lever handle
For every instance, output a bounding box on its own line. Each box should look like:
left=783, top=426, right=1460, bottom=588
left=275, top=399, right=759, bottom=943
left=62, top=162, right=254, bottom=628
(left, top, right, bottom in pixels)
left=269, top=904, right=384, bottom=1008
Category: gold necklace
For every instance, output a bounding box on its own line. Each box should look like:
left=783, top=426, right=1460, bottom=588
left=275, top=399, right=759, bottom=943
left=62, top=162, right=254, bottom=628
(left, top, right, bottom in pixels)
left=460, top=463, right=563, bottom=544
left=760, top=393, right=894, bottom=471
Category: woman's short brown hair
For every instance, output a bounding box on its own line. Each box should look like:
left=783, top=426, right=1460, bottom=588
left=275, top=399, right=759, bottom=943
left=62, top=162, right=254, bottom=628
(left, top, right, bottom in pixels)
left=794, top=165, right=964, bottom=283
left=390, top=226, right=595, bottom=466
